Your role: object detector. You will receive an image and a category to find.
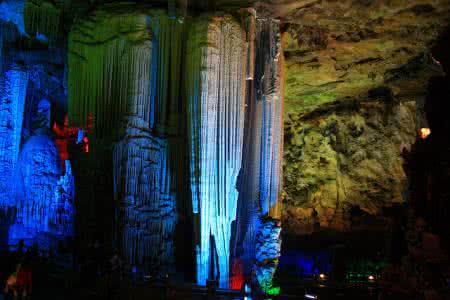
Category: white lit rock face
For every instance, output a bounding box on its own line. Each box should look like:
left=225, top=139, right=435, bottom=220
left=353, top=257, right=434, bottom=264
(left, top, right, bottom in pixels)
left=69, top=6, right=183, bottom=273
left=186, top=15, right=247, bottom=287
left=68, top=6, right=285, bottom=285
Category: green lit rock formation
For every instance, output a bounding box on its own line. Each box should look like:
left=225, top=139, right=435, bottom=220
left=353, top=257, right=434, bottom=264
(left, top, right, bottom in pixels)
left=280, top=0, right=450, bottom=234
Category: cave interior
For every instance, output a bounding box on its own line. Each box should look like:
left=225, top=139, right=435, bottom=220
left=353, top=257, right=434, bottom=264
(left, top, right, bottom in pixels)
left=0, top=0, right=449, bottom=298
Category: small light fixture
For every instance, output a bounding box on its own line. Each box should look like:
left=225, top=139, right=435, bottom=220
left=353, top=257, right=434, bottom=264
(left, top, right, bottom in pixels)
left=419, top=128, right=431, bottom=139
left=305, top=293, right=318, bottom=299
left=319, top=273, right=327, bottom=280
left=368, top=275, right=375, bottom=281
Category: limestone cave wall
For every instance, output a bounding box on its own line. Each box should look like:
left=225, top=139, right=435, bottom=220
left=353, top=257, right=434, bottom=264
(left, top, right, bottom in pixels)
left=283, top=96, right=417, bottom=234
left=280, top=0, right=450, bottom=236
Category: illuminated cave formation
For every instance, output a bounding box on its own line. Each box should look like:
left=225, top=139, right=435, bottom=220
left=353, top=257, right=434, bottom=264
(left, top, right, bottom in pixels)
left=0, top=1, right=283, bottom=287
left=68, top=7, right=185, bottom=274
left=0, top=69, right=28, bottom=209
left=65, top=4, right=284, bottom=286
left=186, top=14, right=247, bottom=286
left=232, top=17, right=283, bottom=282
left=2, top=0, right=446, bottom=294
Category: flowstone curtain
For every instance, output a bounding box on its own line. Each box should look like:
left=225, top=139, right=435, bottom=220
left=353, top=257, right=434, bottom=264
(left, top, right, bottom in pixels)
left=186, top=15, right=247, bottom=287
left=68, top=6, right=184, bottom=273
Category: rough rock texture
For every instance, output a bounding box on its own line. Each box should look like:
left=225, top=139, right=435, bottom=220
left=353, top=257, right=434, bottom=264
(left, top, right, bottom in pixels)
left=114, top=119, right=176, bottom=273
left=11, top=132, right=61, bottom=245
left=279, top=0, right=450, bottom=235
left=254, top=217, right=281, bottom=293
left=284, top=98, right=419, bottom=234
left=282, top=0, right=450, bottom=115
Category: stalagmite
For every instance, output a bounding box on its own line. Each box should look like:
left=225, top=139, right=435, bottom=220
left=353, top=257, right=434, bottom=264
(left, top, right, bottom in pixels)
left=114, top=122, right=177, bottom=272
left=68, top=4, right=283, bottom=286
left=11, top=132, right=61, bottom=245
left=69, top=10, right=153, bottom=137
left=254, top=217, right=281, bottom=293
left=186, top=14, right=247, bottom=287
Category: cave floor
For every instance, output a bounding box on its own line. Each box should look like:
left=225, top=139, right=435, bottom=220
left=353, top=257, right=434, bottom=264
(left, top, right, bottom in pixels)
left=15, top=282, right=380, bottom=300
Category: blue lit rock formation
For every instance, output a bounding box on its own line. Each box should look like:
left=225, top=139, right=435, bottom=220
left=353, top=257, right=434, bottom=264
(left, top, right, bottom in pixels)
left=0, top=69, right=28, bottom=208
left=10, top=129, right=75, bottom=248
left=54, top=160, right=75, bottom=237
left=0, top=0, right=25, bottom=35
left=0, top=7, right=74, bottom=249
left=254, top=217, right=281, bottom=293
left=186, top=15, right=247, bottom=287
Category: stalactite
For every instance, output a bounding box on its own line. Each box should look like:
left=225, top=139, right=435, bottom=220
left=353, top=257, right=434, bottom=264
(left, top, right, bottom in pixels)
left=232, top=17, right=284, bottom=285
left=68, top=5, right=283, bottom=286
left=69, top=6, right=184, bottom=273
left=242, top=8, right=256, bottom=81
left=256, top=18, right=283, bottom=215
left=69, top=9, right=152, bottom=137
left=186, top=14, right=247, bottom=287
left=69, top=8, right=184, bottom=134
left=24, top=0, right=61, bottom=39
left=8, top=135, right=74, bottom=248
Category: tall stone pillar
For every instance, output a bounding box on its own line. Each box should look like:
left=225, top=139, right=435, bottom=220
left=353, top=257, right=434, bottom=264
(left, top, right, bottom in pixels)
left=232, top=17, right=284, bottom=292
left=186, top=14, right=247, bottom=287
left=68, top=6, right=184, bottom=273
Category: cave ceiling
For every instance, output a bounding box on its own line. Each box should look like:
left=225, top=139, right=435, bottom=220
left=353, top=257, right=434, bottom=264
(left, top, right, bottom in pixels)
left=2, top=0, right=449, bottom=116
